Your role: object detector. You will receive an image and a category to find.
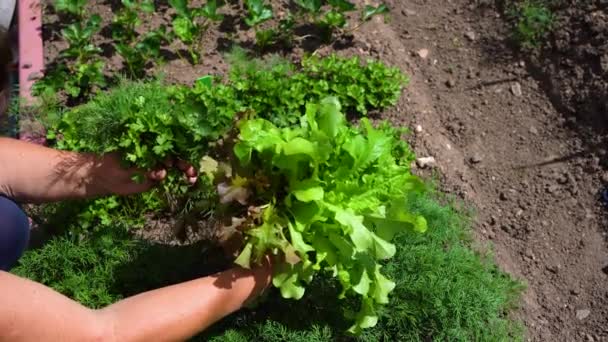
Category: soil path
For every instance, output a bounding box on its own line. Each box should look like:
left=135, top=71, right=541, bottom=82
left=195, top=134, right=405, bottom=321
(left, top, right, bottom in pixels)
left=345, top=1, right=608, bottom=340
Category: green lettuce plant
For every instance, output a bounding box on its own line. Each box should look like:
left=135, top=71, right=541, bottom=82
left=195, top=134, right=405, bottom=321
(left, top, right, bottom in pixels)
left=208, top=97, right=427, bottom=333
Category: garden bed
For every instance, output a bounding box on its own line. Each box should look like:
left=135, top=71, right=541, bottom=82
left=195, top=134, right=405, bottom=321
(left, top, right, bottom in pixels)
left=16, top=0, right=591, bottom=340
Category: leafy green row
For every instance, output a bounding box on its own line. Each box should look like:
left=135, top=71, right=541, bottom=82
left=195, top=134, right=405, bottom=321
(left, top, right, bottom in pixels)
left=43, top=0, right=394, bottom=100
left=194, top=52, right=409, bottom=126
left=50, top=54, right=407, bottom=168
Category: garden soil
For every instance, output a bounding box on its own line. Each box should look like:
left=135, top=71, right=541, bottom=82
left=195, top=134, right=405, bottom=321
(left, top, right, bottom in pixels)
left=360, top=0, right=608, bottom=341
left=38, top=0, right=608, bottom=340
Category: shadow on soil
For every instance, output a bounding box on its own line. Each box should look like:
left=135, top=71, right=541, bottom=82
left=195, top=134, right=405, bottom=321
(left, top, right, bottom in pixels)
left=109, top=240, right=229, bottom=296
left=106, top=239, right=351, bottom=340
left=473, top=1, right=608, bottom=239
left=475, top=1, right=608, bottom=145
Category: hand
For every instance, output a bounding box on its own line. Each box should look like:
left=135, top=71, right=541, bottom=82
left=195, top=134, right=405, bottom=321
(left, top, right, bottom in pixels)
left=94, top=153, right=198, bottom=196
left=242, top=255, right=274, bottom=306
left=253, top=254, right=274, bottom=289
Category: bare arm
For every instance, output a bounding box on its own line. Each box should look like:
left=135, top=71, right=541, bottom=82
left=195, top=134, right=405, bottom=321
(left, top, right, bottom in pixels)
left=0, top=261, right=271, bottom=342
left=0, top=137, right=196, bottom=203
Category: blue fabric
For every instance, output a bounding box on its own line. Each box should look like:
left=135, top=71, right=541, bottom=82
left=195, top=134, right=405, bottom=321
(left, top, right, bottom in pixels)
left=0, top=196, right=29, bottom=271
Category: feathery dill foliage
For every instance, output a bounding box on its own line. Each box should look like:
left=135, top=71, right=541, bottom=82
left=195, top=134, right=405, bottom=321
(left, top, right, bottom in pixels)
left=15, top=192, right=523, bottom=340
left=49, top=80, right=185, bottom=164
left=12, top=226, right=229, bottom=309
left=12, top=228, right=137, bottom=308
left=197, top=192, right=524, bottom=341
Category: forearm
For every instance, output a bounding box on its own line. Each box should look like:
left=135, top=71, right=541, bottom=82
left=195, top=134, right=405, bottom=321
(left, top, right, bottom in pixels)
left=99, top=266, right=270, bottom=341
left=0, top=266, right=270, bottom=342
left=0, top=138, right=143, bottom=203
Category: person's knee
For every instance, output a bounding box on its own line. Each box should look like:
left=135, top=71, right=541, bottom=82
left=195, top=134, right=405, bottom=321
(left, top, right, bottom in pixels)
left=0, top=196, right=30, bottom=271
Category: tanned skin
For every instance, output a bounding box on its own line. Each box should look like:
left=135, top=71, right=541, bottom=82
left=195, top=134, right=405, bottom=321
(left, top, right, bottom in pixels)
left=0, top=137, right=272, bottom=342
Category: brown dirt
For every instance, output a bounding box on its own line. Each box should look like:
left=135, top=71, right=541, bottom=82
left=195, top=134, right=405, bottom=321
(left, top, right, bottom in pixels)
left=356, top=0, right=608, bottom=340
left=38, top=0, right=608, bottom=340
left=527, top=0, right=608, bottom=138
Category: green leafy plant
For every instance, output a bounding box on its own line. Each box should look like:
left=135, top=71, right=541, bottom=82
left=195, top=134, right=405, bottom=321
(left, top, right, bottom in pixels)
left=61, top=14, right=102, bottom=64
left=249, top=11, right=296, bottom=51
left=45, top=53, right=410, bottom=249
left=199, top=192, right=524, bottom=341
left=169, top=0, right=225, bottom=64
left=509, top=1, right=553, bottom=48
left=34, top=14, right=107, bottom=99
left=294, top=0, right=352, bottom=41
left=53, top=0, right=87, bottom=18
left=295, top=0, right=322, bottom=13
left=207, top=97, right=426, bottom=333
left=48, top=54, right=407, bottom=162
left=64, top=61, right=107, bottom=98
left=242, top=0, right=276, bottom=49
left=48, top=80, right=224, bottom=218
left=224, top=52, right=408, bottom=125
left=361, top=4, right=389, bottom=21
left=244, top=0, right=273, bottom=27
left=32, top=62, right=106, bottom=99
left=112, top=0, right=156, bottom=43
left=115, top=27, right=171, bottom=78
left=53, top=81, right=205, bottom=169
left=31, top=65, right=69, bottom=98
left=62, top=14, right=106, bottom=98
left=292, top=0, right=389, bottom=42
left=112, top=0, right=172, bottom=78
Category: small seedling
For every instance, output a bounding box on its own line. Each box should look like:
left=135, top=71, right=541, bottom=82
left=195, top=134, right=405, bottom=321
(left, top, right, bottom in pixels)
left=65, top=61, right=107, bottom=98
left=293, top=0, right=389, bottom=43
left=361, top=4, right=389, bottom=21
left=52, top=14, right=107, bottom=98
left=112, top=0, right=156, bottom=44
left=116, top=27, right=171, bottom=78
left=112, top=0, right=172, bottom=78
left=247, top=14, right=295, bottom=50
left=244, top=0, right=273, bottom=27
left=169, top=0, right=225, bottom=64
left=61, top=14, right=102, bottom=64
left=509, top=1, right=553, bottom=48
left=53, top=0, right=87, bottom=18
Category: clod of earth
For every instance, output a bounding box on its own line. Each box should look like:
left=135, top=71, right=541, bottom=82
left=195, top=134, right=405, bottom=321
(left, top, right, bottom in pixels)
left=416, top=156, right=436, bottom=168
left=417, top=48, right=429, bottom=59
left=470, top=153, right=483, bottom=164
left=464, top=30, right=476, bottom=41
left=529, top=126, right=539, bottom=135
left=576, top=309, right=591, bottom=321
left=511, top=82, right=523, bottom=97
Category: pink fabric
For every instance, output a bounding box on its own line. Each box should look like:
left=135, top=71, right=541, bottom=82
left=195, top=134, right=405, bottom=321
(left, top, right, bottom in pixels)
left=18, top=0, right=43, bottom=105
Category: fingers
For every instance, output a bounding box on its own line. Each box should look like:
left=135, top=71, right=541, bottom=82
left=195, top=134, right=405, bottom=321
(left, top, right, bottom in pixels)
left=176, top=159, right=198, bottom=185
left=147, top=168, right=167, bottom=181
left=253, top=255, right=274, bottom=290
left=142, top=159, right=198, bottom=186
left=176, top=159, right=196, bottom=176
